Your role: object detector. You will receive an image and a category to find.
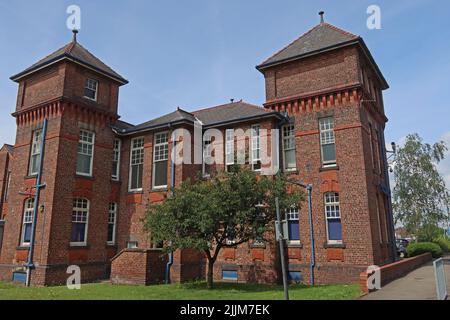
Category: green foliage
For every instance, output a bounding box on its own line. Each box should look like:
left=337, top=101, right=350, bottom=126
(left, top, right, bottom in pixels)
left=145, top=167, right=304, bottom=288
left=416, top=224, right=445, bottom=242
left=433, top=236, right=450, bottom=253
left=406, top=242, right=443, bottom=258
left=393, top=133, right=450, bottom=239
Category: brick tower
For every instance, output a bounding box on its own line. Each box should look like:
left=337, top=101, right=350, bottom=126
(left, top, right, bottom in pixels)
left=0, top=30, right=128, bottom=285
left=255, top=12, right=395, bottom=282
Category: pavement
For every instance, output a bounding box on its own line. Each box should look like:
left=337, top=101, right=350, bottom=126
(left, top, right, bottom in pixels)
left=360, top=256, right=450, bottom=300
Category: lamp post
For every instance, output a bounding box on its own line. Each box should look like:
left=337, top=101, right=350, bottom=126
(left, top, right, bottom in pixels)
left=287, top=180, right=315, bottom=286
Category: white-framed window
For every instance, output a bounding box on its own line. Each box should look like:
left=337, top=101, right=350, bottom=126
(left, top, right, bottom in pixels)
left=286, top=207, right=300, bottom=242
left=375, top=193, right=383, bottom=244
left=107, top=203, right=118, bottom=245
left=225, top=129, right=234, bottom=172
left=324, top=193, right=342, bottom=244
left=71, top=198, right=89, bottom=246
left=129, top=137, right=144, bottom=191
left=203, top=133, right=212, bottom=177
left=4, top=171, right=11, bottom=202
left=282, top=124, right=296, bottom=171
left=319, top=117, right=336, bottom=166
left=112, top=139, right=121, bottom=181
left=21, top=198, right=34, bottom=246
left=84, top=78, right=98, bottom=101
left=76, top=130, right=95, bottom=176
left=127, top=241, right=138, bottom=249
left=251, top=125, right=261, bottom=171
left=29, top=129, right=42, bottom=176
left=153, top=132, right=169, bottom=189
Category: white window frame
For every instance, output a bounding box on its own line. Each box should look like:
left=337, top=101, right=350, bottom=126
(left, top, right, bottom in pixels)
left=286, top=207, right=301, bottom=244
left=84, top=78, right=98, bottom=101
left=4, top=170, right=11, bottom=203
left=129, top=137, right=145, bottom=192
left=225, top=129, right=234, bottom=171
left=21, top=198, right=34, bottom=246
left=319, top=117, right=337, bottom=167
left=71, top=198, right=89, bottom=246
left=112, top=139, right=121, bottom=181
left=152, top=132, right=169, bottom=189
left=282, top=124, right=297, bottom=171
left=202, top=133, right=212, bottom=177
left=107, top=203, right=118, bottom=245
left=375, top=193, right=383, bottom=244
left=324, top=193, right=342, bottom=244
left=76, top=130, right=95, bottom=177
left=29, top=129, right=42, bottom=176
left=251, top=125, right=261, bottom=172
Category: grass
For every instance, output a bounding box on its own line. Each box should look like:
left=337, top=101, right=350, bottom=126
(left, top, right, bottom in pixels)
left=0, top=281, right=361, bottom=300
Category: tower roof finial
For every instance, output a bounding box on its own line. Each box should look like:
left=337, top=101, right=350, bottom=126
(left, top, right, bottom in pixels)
left=72, top=29, right=79, bottom=43
left=319, top=11, right=325, bottom=24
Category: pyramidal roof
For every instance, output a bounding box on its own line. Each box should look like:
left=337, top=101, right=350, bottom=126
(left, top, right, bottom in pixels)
left=11, top=34, right=128, bottom=84
left=256, top=19, right=388, bottom=89
left=257, top=22, right=359, bottom=69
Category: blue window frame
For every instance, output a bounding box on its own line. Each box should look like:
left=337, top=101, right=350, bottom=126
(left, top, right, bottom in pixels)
left=287, top=207, right=300, bottom=241
left=325, top=193, right=342, bottom=243
left=222, top=270, right=238, bottom=281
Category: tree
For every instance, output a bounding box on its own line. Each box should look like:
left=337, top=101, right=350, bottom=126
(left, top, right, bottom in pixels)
left=145, top=168, right=304, bottom=289
left=393, top=133, right=450, bottom=240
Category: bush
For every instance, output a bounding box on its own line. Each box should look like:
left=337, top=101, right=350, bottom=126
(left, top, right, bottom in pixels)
left=433, top=236, right=450, bottom=253
left=406, top=242, right=443, bottom=258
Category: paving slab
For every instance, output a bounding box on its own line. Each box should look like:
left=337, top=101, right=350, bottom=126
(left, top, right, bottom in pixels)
left=360, top=257, right=450, bottom=300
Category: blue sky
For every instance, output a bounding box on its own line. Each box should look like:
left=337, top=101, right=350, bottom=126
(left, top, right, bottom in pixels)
left=0, top=0, right=449, bottom=183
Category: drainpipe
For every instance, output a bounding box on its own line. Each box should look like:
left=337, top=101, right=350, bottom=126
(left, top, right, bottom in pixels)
left=25, top=118, right=48, bottom=287
left=306, top=185, right=315, bottom=286
left=165, top=126, right=176, bottom=284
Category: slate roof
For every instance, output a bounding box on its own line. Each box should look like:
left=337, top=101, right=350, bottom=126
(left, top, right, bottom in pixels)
left=0, top=144, right=14, bottom=155
left=10, top=40, right=128, bottom=84
left=193, top=101, right=273, bottom=126
left=114, top=101, right=285, bottom=135
left=257, top=22, right=359, bottom=70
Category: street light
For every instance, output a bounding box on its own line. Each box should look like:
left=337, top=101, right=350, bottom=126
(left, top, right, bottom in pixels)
left=287, top=180, right=315, bottom=286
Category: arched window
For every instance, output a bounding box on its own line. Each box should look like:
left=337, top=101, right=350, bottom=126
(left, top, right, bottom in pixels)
left=71, top=198, right=89, bottom=246
left=21, top=198, right=35, bottom=246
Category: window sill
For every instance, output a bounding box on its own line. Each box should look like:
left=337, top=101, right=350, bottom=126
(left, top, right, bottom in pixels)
left=152, top=187, right=168, bottom=192
left=24, top=175, right=38, bottom=180
left=319, top=165, right=339, bottom=172
left=284, top=169, right=299, bottom=175
left=16, top=246, right=30, bottom=250
left=69, top=243, right=90, bottom=249
left=106, top=243, right=117, bottom=248
left=128, top=190, right=144, bottom=194
left=323, top=242, right=346, bottom=249
left=286, top=242, right=303, bottom=248
left=83, top=96, right=97, bottom=102
left=75, top=174, right=95, bottom=180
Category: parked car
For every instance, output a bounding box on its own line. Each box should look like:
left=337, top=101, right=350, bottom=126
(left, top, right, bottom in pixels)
left=396, top=239, right=409, bottom=258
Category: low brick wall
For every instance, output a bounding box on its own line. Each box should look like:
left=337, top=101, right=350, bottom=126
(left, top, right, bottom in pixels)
left=110, top=249, right=167, bottom=285
left=360, top=253, right=432, bottom=294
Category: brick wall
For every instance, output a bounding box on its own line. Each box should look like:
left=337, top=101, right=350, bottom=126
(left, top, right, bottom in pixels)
left=359, top=253, right=432, bottom=294
left=110, top=248, right=167, bottom=285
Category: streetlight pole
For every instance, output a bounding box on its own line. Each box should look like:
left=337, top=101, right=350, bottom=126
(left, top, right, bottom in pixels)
left=275, top=197, right=289, bottom=300
left=287, top=180, right=315, bottom=286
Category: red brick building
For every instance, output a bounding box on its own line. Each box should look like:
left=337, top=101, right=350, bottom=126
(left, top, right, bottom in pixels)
left=0, top=15, right=396, bottom=286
